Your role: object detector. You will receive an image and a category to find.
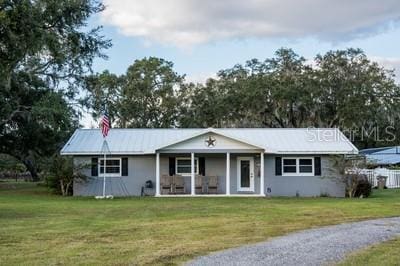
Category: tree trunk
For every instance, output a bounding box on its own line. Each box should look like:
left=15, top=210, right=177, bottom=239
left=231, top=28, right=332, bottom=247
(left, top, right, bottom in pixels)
left=60, top=180, right=65, bottom=196
left=22, top=159, right=39, bottom=182
left=60, top=180, right=73, bottom=196
left=65, top=181, right=72, bottom=196
left=348, top=189, right=353, bottom=198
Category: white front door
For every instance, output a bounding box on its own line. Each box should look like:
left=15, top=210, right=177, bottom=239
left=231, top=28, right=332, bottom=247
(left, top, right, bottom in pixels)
left=237, top=157, right=255, bottom=192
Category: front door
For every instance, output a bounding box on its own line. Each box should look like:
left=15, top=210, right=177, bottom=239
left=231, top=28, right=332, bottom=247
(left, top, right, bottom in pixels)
left=237, top=157, right=254, bottom=192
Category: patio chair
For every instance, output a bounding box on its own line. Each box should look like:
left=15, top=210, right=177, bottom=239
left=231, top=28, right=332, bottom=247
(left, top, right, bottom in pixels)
left=160, top=175, right=172, bottom=194
left=195, top=175, right=205, bottom=194
left=173, top=175, right=186, bottom=194
left=207, top=175, right=218, bottom=194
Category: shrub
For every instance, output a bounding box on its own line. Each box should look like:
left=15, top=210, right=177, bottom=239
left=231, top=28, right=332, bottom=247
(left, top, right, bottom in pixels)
left=44, top=155, right=88, bottom=196
left=354, top=179, right=372, bottom=198
left=327, top=155, right=373, bottom=198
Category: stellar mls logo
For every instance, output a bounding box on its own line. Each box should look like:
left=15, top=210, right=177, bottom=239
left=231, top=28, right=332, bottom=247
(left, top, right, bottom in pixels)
left=205, top=135, right=216, bottom=148
left=305, top=126, right=396, bottom=143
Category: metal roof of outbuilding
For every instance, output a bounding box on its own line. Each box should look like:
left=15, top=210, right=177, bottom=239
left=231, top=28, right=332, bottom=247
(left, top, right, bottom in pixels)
left=361, top=146, right=400, bottom=165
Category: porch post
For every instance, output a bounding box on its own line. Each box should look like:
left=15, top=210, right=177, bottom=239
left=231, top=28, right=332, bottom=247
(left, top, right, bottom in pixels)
left=191, top=152, right=195, bottom=195
left=226, top=152, right=230, bottom=195
left=156, top=152, right=160, bottom=196
left=260, top=152, right=265, bottom=196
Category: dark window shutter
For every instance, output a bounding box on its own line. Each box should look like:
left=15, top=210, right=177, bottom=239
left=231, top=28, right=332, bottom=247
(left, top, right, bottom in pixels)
left=275, top=157, right=282, bottom=176
left=314, top=157, right=321, bottom=176
left=91, top=158, right=98, bottom=177
left=169, top=157, right=176, bottom=176
left=122, top=158, right=128, bottom=176
left=199, top=157, right=205, bottom=176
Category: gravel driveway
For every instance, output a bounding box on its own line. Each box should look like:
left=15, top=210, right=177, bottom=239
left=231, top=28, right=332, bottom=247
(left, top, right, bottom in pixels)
left=187, top=217, right=400, bottom=266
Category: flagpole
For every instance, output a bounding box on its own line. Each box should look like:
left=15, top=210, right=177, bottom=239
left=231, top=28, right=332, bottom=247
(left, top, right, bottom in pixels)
left=103, top=139, right=106, bottom=198
left=98, top=109, right=110, bottom=199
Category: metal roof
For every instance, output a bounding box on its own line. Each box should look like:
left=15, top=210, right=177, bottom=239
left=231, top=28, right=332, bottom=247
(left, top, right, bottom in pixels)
left=359, top=147, right=393, bottom=155
left=361, top=146, right=400, bottom=165
left=60, top=128, right=358, bottom=155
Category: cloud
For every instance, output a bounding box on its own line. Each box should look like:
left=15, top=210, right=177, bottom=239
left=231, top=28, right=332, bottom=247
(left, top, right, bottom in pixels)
left=372, top=56, right=400, bottom=81
left=185, top=72, right=217, bottom=84
left=101, top=0, right=400, bottom=47
left=81, top=112, right=98, bottom=128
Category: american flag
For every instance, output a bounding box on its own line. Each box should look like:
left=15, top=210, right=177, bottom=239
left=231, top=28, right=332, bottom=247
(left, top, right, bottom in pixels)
left=100, top=112, right=110, bottom=138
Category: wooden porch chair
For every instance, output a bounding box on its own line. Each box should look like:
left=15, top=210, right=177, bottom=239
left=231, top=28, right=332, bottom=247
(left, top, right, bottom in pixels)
left=195, top=175, right=205, bottom=194
left=173, top=175, right=186, bottom=194
left=160, top=175, right=172, bottom=194
left=207, top=175, right=218, bottom=194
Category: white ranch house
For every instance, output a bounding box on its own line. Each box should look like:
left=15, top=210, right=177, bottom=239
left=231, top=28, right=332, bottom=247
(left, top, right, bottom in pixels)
left=61, top=128, right=358, bottom=197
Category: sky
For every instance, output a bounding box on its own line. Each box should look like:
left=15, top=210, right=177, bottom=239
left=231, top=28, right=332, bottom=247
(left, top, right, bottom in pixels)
left=84, top=0, right=400, bottom=127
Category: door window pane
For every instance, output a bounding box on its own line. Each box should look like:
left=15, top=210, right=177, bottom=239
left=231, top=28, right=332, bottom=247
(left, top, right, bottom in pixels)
left=240, top=160, right=250, bottom=187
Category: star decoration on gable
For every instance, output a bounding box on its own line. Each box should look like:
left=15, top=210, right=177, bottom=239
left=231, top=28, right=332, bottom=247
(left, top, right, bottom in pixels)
left=205, top=135, right=216, bottom=148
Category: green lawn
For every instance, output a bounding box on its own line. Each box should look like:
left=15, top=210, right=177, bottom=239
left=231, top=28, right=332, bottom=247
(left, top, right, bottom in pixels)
left=338, top=238, right=400, bottom=266
left=0, top=182, right=399, bottom=265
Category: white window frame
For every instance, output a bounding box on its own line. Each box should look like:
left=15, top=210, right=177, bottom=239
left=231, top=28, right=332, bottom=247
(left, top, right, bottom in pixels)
left=282, top=157, right=314, bottom=176
left=98, top=158, right=122, bottom=177
left=176, top=157, right=199, bottom=176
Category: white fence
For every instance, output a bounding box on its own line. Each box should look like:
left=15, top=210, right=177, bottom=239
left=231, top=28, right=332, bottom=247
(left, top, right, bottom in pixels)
left=359, top=168, right=400, bottom=188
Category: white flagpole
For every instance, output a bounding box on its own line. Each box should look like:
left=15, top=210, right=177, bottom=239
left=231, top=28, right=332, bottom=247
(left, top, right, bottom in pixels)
left=103, top=139, right=106, bottom=198
left=96, top=109, right=111, bottom=200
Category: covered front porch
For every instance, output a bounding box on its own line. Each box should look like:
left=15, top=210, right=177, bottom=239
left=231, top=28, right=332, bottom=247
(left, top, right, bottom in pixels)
left=153, top=129, right=269, bottom=197
left=155, top=151, right=266, bottom=196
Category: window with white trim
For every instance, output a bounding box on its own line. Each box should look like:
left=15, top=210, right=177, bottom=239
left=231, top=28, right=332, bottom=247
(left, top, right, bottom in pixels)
left=299, top=158, right=313, bottom=173
left=99, top=158, right=121, bottom=176
left=282, top=157, right=314, bottom=176
left=282, top=158, right=297, bottom=173
left=176, top=157, right=198, bottom=176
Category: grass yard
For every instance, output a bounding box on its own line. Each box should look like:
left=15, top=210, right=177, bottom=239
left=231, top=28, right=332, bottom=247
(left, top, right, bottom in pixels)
left=0, top=182, right=399, bottom=265
left=338, top=238, right=400, bottom=266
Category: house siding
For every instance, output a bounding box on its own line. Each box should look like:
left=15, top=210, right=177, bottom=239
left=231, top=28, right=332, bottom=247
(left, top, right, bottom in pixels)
left=264, top=155, right=345, bottom=197
left=204, top=155, right=227, bottom=194
left=73, top=156, right=156, bottom=196
left=73, top=154, right=345, bottom=197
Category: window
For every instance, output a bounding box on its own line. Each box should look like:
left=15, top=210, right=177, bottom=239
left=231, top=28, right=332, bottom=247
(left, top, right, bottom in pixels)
left=176, top=157, right=198, bottom=176
left=282, top=157, right=314, bottom=176
left=283, top=158, right=297, bottom=173
left=99, top=158, right=121, bottom=176
left=299, top=159, right=313, bottom=173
